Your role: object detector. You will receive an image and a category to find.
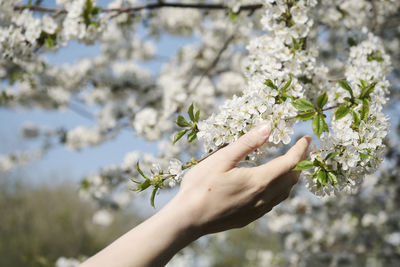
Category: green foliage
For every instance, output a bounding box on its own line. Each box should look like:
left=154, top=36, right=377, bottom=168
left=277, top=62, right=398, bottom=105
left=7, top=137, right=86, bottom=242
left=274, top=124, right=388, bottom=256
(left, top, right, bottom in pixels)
left=264, top=79, right=278, bottom=90
left=296, top=111, right=316, bottom=121
left=173, top=103, right=201, bottom=144
left=292, top=98, right=314, bottom=111
left=359, top=81, right=377, bottom=99
left=229, top=12, right=239, bottom=22
left=335, top=105, right=350, bottom=120
left=82, top=0, right=102, bottom=28
left=294, top=160, right=314, bottom=170
left=173, top=129, right=189, bottom=144
left=134, top=162, right=165, bottom=208
left=338, top=80, right=354, bottom=98
left=312, top=114, right=328, bottom=138
left=325, top=152, right=339, bottom=161
left=316, top=92, right=328, bottom=109
left=367, top=51, right=384, bottom=62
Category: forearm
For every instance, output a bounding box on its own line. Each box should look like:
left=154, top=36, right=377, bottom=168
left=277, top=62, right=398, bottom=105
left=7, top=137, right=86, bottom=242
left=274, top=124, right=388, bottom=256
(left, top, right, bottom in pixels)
left=81, top=195, right=199, bottom=267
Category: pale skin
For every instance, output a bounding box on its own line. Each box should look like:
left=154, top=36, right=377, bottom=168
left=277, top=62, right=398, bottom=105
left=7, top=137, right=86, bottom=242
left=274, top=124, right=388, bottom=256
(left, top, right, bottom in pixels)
left=81, top=123, right=312, bottom=267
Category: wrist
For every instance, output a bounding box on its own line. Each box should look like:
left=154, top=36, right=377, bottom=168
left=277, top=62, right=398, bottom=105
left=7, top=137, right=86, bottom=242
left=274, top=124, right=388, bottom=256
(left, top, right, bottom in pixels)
left=163, top=192, right=203, bottom=241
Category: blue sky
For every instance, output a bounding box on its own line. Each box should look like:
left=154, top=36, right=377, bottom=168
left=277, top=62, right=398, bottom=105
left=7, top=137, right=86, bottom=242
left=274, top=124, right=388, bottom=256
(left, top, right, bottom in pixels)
left=0, top=0, right=196, bottom=187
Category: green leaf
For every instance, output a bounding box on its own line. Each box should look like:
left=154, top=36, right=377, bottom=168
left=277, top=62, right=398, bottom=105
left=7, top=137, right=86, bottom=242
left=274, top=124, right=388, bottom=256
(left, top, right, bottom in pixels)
left=150, top=187, right=159, bottom=208
left=195, top=110, right=200, bottom=122
left=359, top=82, right=377, bottom=99
left=296, top=111, right=316, bottom=121
left=312, top=114, right=326, bottom=138
left=335, top=105, right=350, bottom=120
left=90, top=21, right=99, bottom=29
left=188, top=104, right=195, bottom=121
left=136, top=179, right=151, bottom=192
left=360, top=153, right=371, bottom=159
left=292, top=98, right=314, bottom=111
left=327, top=172, right=338, bottom=186
left=317, top=169, right=327, bottom=186
left=294, top=160, right=314, bottom=170
left=352, top=110, right=361, bottom=127
left=173, top=129, right=189, bottom=144
left=281, top=75, right=292, bottom=92
left=45, top=37, right=53, bottom=48
left=264, top=79, right=278, bottom=90
left=176, top=115, right=191, bottom=127
left=137, top=161, right=149, bottom=179
left=229, top=12, right=239, bottom=22
left=325, top=152, right=339, bottom=161
left=347, top=37, right=357, bottom=47
left=187, top=131, right=197, bottom=143
left=316, top=92, right=328, bottom=109
left=360, top=99, right=369, bottom=121
left=359, top=79, right=368, bottom=89
left=338, top=80, right=354, bottom=98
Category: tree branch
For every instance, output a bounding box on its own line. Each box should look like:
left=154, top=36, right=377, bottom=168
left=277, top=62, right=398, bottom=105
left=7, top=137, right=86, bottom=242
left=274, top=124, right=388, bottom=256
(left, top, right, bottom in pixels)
left=190, top=34, right=235, bottom=92
left=14, top=2, right=263, bottom=14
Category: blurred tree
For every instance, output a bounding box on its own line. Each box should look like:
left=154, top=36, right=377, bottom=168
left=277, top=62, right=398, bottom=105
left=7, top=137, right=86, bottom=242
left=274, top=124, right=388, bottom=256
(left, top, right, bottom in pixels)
left=0, top=175, right=141, bottom=267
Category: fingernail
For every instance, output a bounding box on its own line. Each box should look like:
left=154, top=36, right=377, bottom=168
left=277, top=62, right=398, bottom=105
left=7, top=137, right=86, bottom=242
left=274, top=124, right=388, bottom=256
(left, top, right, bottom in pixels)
left=257, top=123, right=271, bottom=137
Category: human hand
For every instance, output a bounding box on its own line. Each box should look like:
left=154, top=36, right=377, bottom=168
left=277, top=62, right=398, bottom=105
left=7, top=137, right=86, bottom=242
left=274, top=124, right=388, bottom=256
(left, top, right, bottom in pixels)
left=171, top=123, right=312, bottom=236
left=81, top=124, right=311, bottom=267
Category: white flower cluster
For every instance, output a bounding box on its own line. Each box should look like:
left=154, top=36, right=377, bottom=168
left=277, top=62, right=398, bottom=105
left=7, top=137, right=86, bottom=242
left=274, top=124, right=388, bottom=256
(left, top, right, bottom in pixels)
left=198, top=0, right=318, bottom=159
left=305, top=34, right=391, bottom=196
left=63, top=0, right=107, bottom=44
left=0, top=7, right=58, bottom=61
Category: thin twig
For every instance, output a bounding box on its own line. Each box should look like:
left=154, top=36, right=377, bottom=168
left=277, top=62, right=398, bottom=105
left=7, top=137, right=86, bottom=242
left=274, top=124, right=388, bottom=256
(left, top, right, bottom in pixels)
left=190, top=34, right=235, bottom=92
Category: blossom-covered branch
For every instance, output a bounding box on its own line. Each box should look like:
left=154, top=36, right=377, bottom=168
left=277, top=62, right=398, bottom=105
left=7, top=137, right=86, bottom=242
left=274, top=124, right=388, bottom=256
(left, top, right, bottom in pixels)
left=14, top=2, right=263, bottom=14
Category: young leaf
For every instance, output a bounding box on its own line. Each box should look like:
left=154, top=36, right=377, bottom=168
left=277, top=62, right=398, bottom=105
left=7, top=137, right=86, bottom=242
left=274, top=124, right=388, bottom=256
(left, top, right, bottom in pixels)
left=294, top=160, right=314, bottom=170
left=264, top=79, right=278, bottom=90
left=137, top=161, right=149, bottom=179
left=327, top=172, right=338, bottom=186
left=359, top=79, right=368, bottom=89
left=176, top=115, right=191, bottom=127
left=352, top=110, right=361, bottom=127
left=150, top=187, right=158, bottom=208
left=317, top=169, right=327, bottom=186
left=359, top=82, right=377, bottom=99
left=296, top=111, right=316, bottom=121
left=360, top=99, right=370, bottom=121
left=173, top=129, right=189, bottom=144
left=281, top=75, right=292, bottom=92
left=312, top=114, right=326, bottom=138
left=335, top=105, right=350, bottom=120
left=316, top=92, right=328, bottom=109
left=45, top=37, right=54, bottom=48
left=325, top=152, right=339, bottom=161
left=229, top=12, right=239, bottom=22
left=338, top=80, right=354, bottom=98
left=195, top=110, right=200, bottom=122
left=292, top=98, right=314, bottom=111
left=188, top=104, right=195, bottom=121
left=360, top=153, right=371, bottom=159
left=187, top=131, right=197, bottom=143
left=136, top=179, right=151, bottom=192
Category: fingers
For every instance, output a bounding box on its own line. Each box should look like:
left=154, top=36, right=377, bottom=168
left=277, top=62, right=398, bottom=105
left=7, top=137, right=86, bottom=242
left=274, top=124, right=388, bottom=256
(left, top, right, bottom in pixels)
left=211, top=123, right=271, bottom=171
left=251, top=136, right=312, bottom=181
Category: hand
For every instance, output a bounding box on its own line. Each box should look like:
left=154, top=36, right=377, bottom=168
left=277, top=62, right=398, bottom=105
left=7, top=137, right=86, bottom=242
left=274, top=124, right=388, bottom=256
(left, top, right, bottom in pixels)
left=172, top=123, right=312, bottom=235
left=81, top=123, right=312, bottom=267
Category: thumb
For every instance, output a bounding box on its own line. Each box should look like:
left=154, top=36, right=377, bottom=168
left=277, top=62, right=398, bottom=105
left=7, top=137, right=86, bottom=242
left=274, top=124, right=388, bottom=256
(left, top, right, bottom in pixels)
left=213, top=123, right=271, bottom=171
